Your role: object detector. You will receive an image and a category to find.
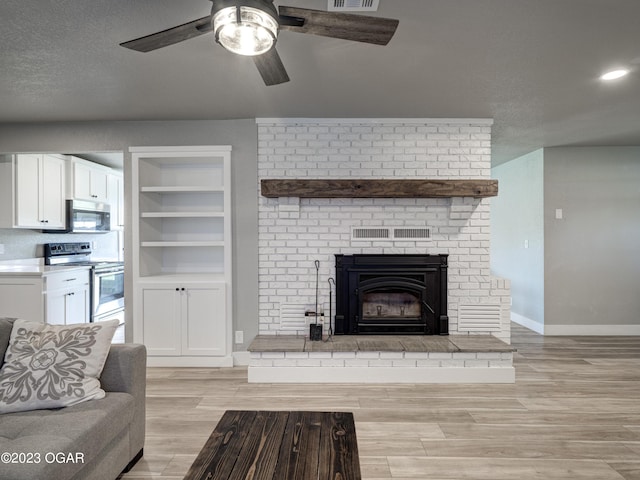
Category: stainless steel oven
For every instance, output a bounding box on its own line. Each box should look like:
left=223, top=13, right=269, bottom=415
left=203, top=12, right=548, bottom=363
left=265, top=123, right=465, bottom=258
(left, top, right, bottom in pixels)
left=92, top=263, right=125, bottom=322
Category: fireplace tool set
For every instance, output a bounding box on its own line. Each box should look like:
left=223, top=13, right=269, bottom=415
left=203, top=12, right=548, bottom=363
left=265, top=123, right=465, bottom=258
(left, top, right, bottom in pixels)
left=308, top=260, right=335, bottom=342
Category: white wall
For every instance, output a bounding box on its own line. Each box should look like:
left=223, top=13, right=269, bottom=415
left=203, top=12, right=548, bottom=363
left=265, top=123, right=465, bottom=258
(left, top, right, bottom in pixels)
left=544, top=146, right=640, bottom=334
left=257, top=119, right=511, bottom=341
left=491, top=149, right=544, bottom=333
left=491, top=146, right=640, bottom=335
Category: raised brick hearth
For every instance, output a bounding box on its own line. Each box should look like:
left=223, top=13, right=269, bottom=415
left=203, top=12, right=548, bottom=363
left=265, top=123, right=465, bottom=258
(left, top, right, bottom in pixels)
left=248, top=334, right=515, bottom=384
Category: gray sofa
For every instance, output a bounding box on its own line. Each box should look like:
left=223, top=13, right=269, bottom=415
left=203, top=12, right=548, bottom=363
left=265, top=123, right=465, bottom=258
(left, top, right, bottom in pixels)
left=0, top=318, right=147, bottom=480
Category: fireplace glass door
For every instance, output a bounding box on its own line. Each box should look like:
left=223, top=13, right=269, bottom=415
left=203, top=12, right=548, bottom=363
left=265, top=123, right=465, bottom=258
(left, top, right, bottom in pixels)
left=357, top=277, right=428, bottom=334
left=362, top=291, right=421, bottom=322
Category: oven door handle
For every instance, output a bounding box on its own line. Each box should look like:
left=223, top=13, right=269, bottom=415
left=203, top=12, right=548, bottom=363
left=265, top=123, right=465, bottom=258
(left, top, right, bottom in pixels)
left=94, top=268, right=124, bottom=276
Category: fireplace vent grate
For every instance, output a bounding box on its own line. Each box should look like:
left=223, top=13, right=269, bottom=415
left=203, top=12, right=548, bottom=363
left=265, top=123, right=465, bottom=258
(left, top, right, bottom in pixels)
left=393, top=227, right=431, bottom=240
left=352, top=227, right=390, bottom=240
left=279, top=304, right=307, bottom=331
left=458, top=304, right=502, bottom=332
left=351, top=226, right=431, bottom=242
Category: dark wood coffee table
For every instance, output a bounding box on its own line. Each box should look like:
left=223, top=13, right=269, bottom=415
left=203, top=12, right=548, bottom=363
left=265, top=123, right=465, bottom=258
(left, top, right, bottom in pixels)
left=184, top=410, right=361, bottom=480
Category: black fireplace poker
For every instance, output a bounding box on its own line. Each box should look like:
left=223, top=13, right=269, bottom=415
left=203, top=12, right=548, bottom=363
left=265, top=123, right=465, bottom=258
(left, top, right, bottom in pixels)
left=324, top=277, right=335, bottom=342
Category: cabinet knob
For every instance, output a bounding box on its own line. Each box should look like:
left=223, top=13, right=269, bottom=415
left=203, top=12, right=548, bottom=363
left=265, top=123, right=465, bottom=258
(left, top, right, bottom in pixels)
left=175, top=288, right=179, bottom=291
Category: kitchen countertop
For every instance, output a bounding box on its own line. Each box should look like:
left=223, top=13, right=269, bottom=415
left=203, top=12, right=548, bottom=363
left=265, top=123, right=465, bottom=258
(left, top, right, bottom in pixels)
left=0, top=259, right=91, bottom=276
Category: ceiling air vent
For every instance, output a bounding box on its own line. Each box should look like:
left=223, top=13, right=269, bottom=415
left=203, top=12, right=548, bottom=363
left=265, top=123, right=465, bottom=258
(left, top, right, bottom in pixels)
left=328, top=0, right=380, bottom=12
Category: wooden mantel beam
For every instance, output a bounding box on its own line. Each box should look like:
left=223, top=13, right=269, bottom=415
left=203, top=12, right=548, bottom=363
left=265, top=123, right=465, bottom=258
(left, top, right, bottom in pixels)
left=260, top=179, right=498, bottom=198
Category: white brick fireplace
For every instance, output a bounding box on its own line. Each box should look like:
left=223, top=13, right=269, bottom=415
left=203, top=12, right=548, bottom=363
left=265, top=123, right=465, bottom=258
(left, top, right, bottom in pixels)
left=256, top=118, right=511, bottom=345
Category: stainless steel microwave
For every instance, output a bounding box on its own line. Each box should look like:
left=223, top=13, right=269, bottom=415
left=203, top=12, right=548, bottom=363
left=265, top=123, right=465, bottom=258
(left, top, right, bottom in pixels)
left=45, top=199, right=111, bottom=233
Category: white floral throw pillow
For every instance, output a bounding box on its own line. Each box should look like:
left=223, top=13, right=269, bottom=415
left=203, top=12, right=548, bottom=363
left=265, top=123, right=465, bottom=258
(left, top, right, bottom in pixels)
left=0, top=319, right=119, bottom=414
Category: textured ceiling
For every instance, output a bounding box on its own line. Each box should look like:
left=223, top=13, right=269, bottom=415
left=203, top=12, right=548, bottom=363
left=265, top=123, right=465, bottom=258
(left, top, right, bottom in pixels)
left=1, top=0, right=639, bottom=164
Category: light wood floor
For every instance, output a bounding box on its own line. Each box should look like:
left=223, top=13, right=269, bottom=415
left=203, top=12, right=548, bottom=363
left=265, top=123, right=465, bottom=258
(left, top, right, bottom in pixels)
left=119, top=324, right=640, bottom=480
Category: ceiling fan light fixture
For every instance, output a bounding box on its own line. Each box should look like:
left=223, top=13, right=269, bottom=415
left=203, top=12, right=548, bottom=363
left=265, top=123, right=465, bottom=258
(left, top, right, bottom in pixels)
left=213, top=5, right=278, bottom=56
left=600, top=68, right=629, bottom=81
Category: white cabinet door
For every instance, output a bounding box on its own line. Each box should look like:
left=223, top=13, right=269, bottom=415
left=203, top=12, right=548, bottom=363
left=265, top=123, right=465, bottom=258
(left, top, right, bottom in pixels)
left=14, top=154, right=41, bottom=228
left=72, top=161, right=109, bottom=203
left=140, top=285, right=182, bottom=356
left=73, top=162, right=93, bottom=201
left=40, top=155, right=66, bottom=229
left=14, top=154, right=66, bottom=229
left=45, top=289, right=67, bottom=325
left=181, top=284, right=226, bottom=356
left=65, top=283, right=90, bottom=324
left=90, top=169, right=109, bottom=203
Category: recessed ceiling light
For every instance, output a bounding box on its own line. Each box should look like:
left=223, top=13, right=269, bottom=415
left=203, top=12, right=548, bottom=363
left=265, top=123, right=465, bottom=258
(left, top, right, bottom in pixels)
left=600, top=69, right=630, bottom=81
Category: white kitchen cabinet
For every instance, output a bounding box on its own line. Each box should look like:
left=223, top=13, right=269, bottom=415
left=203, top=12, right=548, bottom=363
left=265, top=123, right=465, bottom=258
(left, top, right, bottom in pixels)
left=68, top=156, right=110, bottom=203
left=0, top=154, right=66, bottom=230
left=108, top=171, right=124, bottom=230
left=0, top=276, right=44, bottom=322
left=138, top=282, right=227, bottom=360
left=44, top=269, right=90, bottom=325
left=131, top=145, right=232, bottom=367
left=0, top=267, right=90, bottom=325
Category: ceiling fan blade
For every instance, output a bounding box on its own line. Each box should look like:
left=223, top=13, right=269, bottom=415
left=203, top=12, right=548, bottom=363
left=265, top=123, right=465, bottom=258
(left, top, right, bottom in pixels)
left=278, top=6, right=398, bottom=45
left=120, top=16, right=212, bottom=52
left=253, top=48, right=290, bottom=86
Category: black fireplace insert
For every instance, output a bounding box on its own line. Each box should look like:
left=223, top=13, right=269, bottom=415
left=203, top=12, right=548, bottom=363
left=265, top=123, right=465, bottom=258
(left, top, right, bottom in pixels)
left=334, top=254, right=448, bottom=335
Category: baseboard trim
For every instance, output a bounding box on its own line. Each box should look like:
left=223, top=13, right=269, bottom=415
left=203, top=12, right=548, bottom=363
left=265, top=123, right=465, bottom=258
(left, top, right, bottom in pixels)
left=543, top=324, right=640, bottom=336
left=510, top=313, right=640, bottom=336
left=146, top=356, right=234, bottom=367
left=248, top=366, right=515, bottom=384
left=511, top=312, right=544, bottom=334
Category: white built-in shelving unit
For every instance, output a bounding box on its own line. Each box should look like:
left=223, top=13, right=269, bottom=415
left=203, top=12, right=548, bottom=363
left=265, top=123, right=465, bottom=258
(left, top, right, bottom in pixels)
left=131, top=146, right=232, bottom=366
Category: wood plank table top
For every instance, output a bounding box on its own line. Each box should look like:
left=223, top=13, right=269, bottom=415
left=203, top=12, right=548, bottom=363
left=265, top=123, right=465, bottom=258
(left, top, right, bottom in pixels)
left=184, top=410, right=361, bottom=480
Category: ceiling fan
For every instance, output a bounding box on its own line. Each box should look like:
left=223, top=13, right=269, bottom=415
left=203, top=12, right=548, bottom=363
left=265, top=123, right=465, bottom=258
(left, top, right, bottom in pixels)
left=120, top=0, right=399, bottom=86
